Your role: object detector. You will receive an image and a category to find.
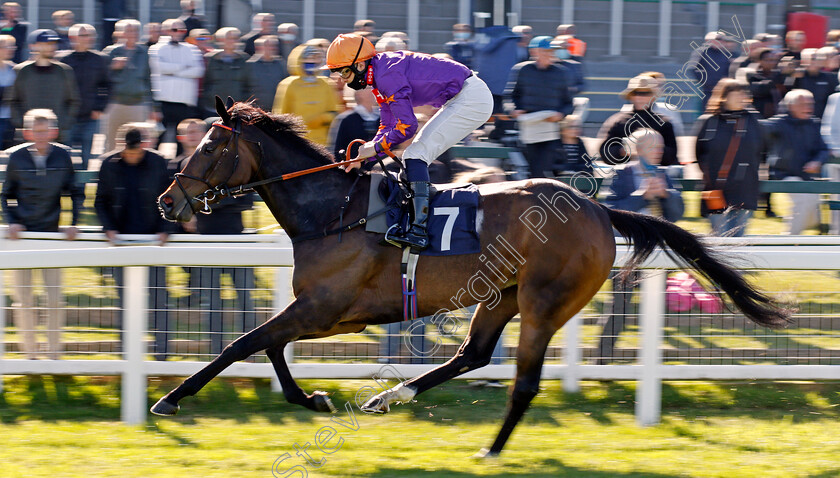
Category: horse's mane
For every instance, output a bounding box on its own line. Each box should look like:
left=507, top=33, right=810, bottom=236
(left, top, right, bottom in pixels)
left=228, top=102, right=335, bottom=165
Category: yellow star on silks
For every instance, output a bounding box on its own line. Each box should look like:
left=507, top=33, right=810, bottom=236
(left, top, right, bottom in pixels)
left=378, top=124, right=386, bottom=131
left=380, top=139, right=392, bottom=151
left=382, top=94, right=395, bottom=104
left=394, top=119, right=410, bottom=136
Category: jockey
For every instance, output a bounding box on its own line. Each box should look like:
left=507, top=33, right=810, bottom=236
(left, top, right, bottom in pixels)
left=324, top=33, right=493, bottom=251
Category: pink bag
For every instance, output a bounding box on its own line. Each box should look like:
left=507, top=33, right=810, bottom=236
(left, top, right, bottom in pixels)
left=665, top=272, right=724, bottom=314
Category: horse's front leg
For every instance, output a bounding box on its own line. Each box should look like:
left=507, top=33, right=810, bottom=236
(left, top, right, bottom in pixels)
left=151, top=297, right=334, bottom=416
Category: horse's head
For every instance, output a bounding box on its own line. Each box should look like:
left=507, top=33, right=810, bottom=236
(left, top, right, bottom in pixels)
left=158, top=96, right=262, bottom=222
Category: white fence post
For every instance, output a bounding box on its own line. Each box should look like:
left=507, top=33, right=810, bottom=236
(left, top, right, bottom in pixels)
left=636, top=269, right=665, bottom=426
left=563, top=313, right=581, bottom=393
left=122, top=266, right=148, bottom=424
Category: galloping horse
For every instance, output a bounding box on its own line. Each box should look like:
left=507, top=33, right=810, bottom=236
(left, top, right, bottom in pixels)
left=154, top=98, right=792, bottom=457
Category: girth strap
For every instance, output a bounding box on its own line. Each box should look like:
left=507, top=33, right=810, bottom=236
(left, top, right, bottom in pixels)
left=401, top=247, right=421, bottom=322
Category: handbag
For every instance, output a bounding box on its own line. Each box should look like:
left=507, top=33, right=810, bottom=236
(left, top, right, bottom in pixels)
left=703, top=117, right=745, bottom=212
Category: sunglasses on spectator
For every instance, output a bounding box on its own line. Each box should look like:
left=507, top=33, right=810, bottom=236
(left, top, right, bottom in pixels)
left=172, top=28, right=187, bottom=32
left=195, top=36, right=210, bottom=41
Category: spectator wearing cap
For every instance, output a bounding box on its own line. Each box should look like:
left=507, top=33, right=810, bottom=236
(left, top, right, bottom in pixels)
left=5, top=29, right=80, bottom=145
left=202, top=27, right=251, bottom=114
left=148, top=18, right=205, bottom=147
left=187, top=28, right=213, bottom=54
left=102, top=19, right=157, bottom=153
left=0, top=34, right=17, bottom=148
left=273, top=44, right=337, bottom=146
left=56, top=24, right=111, bottom=169
left=1, top=108, right=83, bottom=359
left=0, top=2, right=27, bottom=63
left=95, top=125, right=176, bottom=359
left=792, top=49, right=838, bottom=118
left=689, top=32, right=741, bottom=109
left=445, top=23, right=474, bottom=68
left=597, top=75, right=679, bottom=166
left=241, top=12, right=274, bottom=57
left=276, top=23, right=299, bottom=60
left=178, top=0, right=204, bottom=35
left=246, top=35, right=287, bottom=111
left=618, top=72, right=685, bottom=136
left=505, top=35, right=574, bottom=178
left=764, top=89, right=829, bottom=234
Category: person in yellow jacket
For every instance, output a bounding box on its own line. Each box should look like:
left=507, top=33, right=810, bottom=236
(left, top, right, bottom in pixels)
left=272, top=44, right=337, bottom=146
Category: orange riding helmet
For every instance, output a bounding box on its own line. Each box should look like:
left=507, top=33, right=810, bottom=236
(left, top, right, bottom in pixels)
left=323, top=33, right=376, bottom=70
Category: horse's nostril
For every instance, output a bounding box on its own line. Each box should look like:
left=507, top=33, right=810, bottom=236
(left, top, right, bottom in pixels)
left=162, top=196, right=174, bottom=206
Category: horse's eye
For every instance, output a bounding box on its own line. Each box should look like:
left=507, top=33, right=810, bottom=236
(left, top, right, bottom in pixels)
left=204, top=145, right=215, bottom=153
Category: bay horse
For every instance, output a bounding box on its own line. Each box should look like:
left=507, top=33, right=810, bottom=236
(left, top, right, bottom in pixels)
left=154, top=98, right=792, bottom=457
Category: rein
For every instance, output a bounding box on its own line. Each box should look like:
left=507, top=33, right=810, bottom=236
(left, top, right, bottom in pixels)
left=177, top=122, right=401, bottom=243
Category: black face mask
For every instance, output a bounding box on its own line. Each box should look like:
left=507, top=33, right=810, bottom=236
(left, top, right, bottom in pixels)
left=346, top=62, right=369, bottom=90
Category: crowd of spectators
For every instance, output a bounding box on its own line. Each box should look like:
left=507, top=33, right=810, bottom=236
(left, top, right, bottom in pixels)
left=3, top=6, right=840, bottom=361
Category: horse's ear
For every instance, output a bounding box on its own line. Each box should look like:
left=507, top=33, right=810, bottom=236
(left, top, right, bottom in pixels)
left=215, top=96, right=231, bottom=124
left=226, top=96, right=235, bottom=109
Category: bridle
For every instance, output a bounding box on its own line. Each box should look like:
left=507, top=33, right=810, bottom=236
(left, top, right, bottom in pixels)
left=173, top=120, right=382, bottom=215
left=173, top=120, right=260, bottom=214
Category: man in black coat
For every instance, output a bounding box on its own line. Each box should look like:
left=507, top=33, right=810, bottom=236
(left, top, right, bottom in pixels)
left=56, top=24, right=111, bottom=169
left=1, top=108, right=82, bottom=359
left=95, top=127, right=177, bottom=359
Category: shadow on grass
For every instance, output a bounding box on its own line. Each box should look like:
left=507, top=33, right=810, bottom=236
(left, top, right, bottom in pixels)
left=366, top=458, right=682, bottom=477
left=4, top=376, right=840, bottom=427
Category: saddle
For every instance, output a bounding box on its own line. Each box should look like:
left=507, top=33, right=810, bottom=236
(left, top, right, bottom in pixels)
left=364, top=171, right=481, bottom=322
left=366, top=172, right=481, bottom=256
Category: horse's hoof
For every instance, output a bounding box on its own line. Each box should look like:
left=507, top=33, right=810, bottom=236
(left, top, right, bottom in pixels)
left=360, top=395, right=390, bottom=414
left=311, top=391, right=337, bottom=413
left=471, top=448, right=500, bottom=459
left=150, top=397, right=180, bottom=416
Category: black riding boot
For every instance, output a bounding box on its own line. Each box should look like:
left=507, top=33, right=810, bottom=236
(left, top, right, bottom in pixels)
left=391, top=181, right=430, bottom=251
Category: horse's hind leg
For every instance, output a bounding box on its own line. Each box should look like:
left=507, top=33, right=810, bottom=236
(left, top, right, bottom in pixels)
left=361, top=287, right=519, bottom=413
left=478, top=286, right=592, bottom=457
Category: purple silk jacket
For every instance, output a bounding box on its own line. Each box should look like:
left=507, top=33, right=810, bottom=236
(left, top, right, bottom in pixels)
left=370, top=51, right=471, bottom=152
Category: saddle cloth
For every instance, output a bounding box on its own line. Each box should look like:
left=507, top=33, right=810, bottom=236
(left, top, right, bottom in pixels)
left=366, top=172, right=481, bottom=256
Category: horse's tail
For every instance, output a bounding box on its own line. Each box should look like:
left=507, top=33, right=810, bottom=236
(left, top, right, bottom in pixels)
left=600, top=204, right=794, bottom=329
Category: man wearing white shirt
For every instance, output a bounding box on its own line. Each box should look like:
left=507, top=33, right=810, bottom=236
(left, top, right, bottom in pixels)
left=148, top=18, right=205, bottom=147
